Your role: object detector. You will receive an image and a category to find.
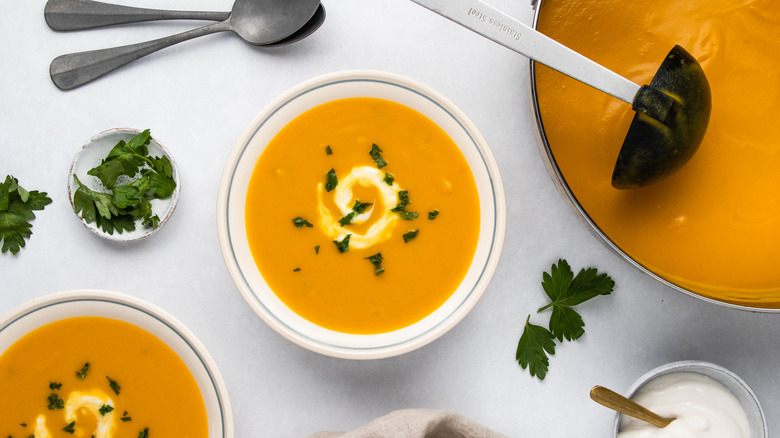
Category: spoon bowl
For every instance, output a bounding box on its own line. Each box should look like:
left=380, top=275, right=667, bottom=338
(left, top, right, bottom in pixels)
left=49, top=0, right=321, bottom=90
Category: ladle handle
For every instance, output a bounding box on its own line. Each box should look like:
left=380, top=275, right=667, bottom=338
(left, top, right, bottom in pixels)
left=50, top=21, right=230, bottom=90
left=45, top=0, right=230, bottom=30
left=590, top=386, right=675, bottom=428
left=409, top=0, right=640, bottom=104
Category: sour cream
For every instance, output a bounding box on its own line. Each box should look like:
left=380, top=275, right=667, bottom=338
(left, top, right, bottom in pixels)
left=317, top=165, right=401, bottom=249
left=617, top=372, right=750, bottom=438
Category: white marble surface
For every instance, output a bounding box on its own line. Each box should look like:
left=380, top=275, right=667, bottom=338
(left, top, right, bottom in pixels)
left=1, top=0, right=777, bottom=436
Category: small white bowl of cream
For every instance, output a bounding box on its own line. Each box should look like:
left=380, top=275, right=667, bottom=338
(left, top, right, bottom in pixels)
left=613, top=361, right=767, bottom=438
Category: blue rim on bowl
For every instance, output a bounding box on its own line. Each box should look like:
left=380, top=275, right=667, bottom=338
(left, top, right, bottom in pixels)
left=216, top=70, right=506, bottom=359
left=67, top=128, right=181, bottom=242
left=612, top=360, right=767, bottom=438
left=0, top=289, right=234, bottom=437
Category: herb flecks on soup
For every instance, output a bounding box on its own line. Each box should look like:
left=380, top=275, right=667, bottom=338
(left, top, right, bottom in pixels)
left=0, top=317, right=208, bottom=438
left=245, top=97, right=480, bottom=334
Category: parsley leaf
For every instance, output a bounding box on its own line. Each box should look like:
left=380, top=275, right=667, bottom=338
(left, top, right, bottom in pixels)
left=515, top=316, right=556, bottom=380
left=369, top=143, right=387, bottom=168
left=402, top=230, right=418, bottom=243
left=99, top=404, right=114, bottom=416
left=314, top=245, right=320, bottom=254
left=333, top=234, right=351, bottom=253
left=106, top=376, right=121, bottom=395
left=0, top=175, right=52, bottom=255
left=76, top=362, right=90, bottom=380
left=292, top=217, right=313, bottom=228
left=47, top=393, right=65, bottom=410
left=339, top=200, right=373, bottom=226
left=325, top=145, right=333, bottom=155
left=391, top=191, right=418, bottom=220
left=63, top=421, right=76, bottom=434
left=325, top=168, right=338, bottom=192
left=383, top=172, right=394, bottom=185
left=49, top=382, right=62, bottom=390
left=428, top=210, right=439, bottom=220
left=365, top=253, right=385, bottom=275
left=352, top=200, right=372, bottom=214
left=138, top=427, right=149, bottom=438
left=538, top=259, right=614, bottom=341
left=515, top=259, right=614, bottom=380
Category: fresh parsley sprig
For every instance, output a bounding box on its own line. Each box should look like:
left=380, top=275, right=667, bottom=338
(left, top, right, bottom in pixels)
left=516, top=259, right=614, bottom=380
left=0, top=175, right=52, bottom=254
left=72, top=130, right=176, bottom=235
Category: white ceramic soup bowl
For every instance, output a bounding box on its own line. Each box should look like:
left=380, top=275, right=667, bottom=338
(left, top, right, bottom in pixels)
left=612, top=360, right=767, bottom=438
left=0, top=289, right=234, bottom=438
left=217, top=70, right=506, bottom=359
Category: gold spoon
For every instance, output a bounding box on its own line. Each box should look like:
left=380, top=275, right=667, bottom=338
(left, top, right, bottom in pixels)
left=590, top=385, right=675, bottom=428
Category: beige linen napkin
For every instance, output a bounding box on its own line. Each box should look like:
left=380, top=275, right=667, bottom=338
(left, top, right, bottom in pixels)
left=308, top=409, right=507, bottom=438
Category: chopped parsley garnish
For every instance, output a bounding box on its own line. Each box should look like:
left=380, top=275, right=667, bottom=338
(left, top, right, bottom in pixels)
left=63, top=421, right=76, bottom=434
left=47, top=393, right=65, bottom=410
left=392, top=191, right=409, bottom=211
left=314, top=245, right=320, bottom=254
left=106, top=376, right=121, bottom=395
left=428, top=210, right=439, bottom=220
left=76, top=363, right=89, bottom=379
left=338, top=212, right=356, bottom=226
left=325, top=145, right=333, bottom=155
left=397, top=211, right=419, bottom=220
left=121, top=411, right=132, bottom=422
left=383, top=172, right=394, bottom=185
left=293, top=267, right=301, bottom=272
left=369, top=143, right=387, bottom=168
left=339, top=200, right=373, bottom=226
left=333, top=234, right=351, bottom=253
left=0, top=175, right=52, bottom=255
left=391, top=191, right=419, bottom=220
left=352, top=200, right=372, bottom=214
left=99, top=404, right=114, bottom=416
left=49, top=382, right=62, bottom=390
left=138, top=428, right=149, bottom=438
left=365, top=253, right=385, bottom=275
left=325, top=168, right=338, bottom=192
left=403, top=230, right=419, bottom=243
left=292, top=217, right=313, bottom=228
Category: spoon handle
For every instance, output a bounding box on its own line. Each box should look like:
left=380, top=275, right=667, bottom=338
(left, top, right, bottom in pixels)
left=50, top=21, right=230, bottom=90
left=45, top=0, right=230, bottom=30
left=590, top=386, right=675, bottom=428
left=409, top=0, right=639, bottom=104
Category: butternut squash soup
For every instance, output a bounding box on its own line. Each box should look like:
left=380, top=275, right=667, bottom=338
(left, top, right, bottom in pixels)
left=245, top=97, right=480, bottom=334
left=535, top=0, right=780, bottom=306
left=0, top=316, right=207, bottom=438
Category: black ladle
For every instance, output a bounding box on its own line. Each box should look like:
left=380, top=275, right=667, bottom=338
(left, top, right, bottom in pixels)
left=411, top=0, right=711, bottom=189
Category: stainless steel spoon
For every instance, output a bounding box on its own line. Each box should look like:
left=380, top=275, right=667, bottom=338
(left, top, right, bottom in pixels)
left=49, top=0, right=321, bottom=90
left=45, top=0, right=231, bottom=30
left=591, top=386, right=675, bottom=429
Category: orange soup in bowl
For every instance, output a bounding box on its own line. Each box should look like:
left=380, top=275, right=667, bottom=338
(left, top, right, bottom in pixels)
left=244, top=97, right=480, bottom=334
left=0, top=316, right=207, bottom=438
left=534, top=0, right=780, bottom=307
